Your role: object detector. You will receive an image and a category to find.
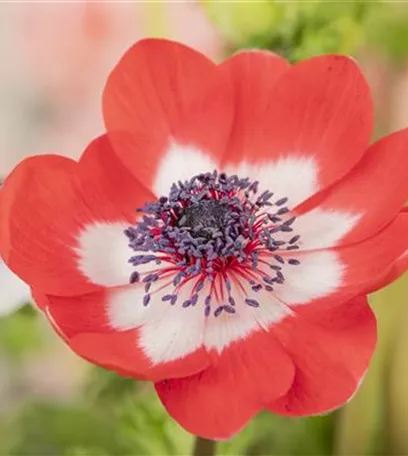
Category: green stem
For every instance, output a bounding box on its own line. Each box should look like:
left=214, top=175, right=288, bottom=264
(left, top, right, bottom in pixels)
left=193, top=437, right=217, bottom=456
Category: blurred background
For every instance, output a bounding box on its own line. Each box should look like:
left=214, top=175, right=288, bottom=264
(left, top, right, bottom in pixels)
left=0, top=1, right=407, bottom=455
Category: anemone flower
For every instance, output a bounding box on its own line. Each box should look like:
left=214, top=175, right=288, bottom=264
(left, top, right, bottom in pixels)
left=0, top=39, right=407, bottom=440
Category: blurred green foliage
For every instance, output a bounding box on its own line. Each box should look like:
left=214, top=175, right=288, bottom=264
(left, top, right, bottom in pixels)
left=203, top=0, right=408, bottom=63
left=203, top=0, right=369, bottom=61
left=0, top=364, right=335, bottom=455
left=0, top=306, right=336, bottom=455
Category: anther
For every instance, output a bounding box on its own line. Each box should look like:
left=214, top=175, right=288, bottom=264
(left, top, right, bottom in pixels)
left=125, top=170, right=302, bottom=319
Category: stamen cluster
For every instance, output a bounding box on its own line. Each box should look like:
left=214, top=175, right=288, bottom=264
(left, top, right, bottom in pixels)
left=125, top=171, right=301, bottom=317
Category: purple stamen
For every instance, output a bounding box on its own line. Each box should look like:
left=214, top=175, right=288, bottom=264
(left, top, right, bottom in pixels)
left=224, top=305, right=236, bottom=314
left=288, top=258, right=301, bottom=265
left=245, top=298, right=260, bottom=308
left=214, top=306, right=224, bottom=317
left=124, top=170, right=302, bottom=318
left=130, top=271, right=140, bottom=284
left=182, top=299, right=191, bottom=308
left=275, top=197, right=288, bottom=206
left=274, top=255, right=285, bottom=264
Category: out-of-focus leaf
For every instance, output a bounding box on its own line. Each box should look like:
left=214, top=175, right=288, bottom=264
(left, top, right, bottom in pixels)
left=143, top=1, right=167, bottom=37
left=86, top=367, right=139, bottom=404
left=365, top=3, right=408, bottom=64
left=244, top=413, right=333, bottom=456
left=202, top=1, right=277, bottom=47
left=202, top=0, right=373, bottom=62
left=85, top=366, right=335, bottom=455
left=116, top=390, right=194, bottom=456
left=86, top=369, right=193, bottom=455
left=386, top=277, right=408, bottom=455
left=2, top=402, right=131, bottom=456
left=65, top=447, right=110, bottom=456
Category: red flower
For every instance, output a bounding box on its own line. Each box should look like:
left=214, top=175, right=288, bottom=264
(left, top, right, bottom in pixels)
left=1, top=39, right=408, bottom=440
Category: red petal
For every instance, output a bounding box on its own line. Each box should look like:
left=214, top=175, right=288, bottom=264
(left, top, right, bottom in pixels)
left=225, top=55, right=372, bottom=195
left=297, top=128, right=408, bottom=245
left=31, top=289, right=48, bottom=310
left=42, top=289, right=209, bottom=381
left=79, top=134, right=155, bottom=221
left=44, top=290, right=112, bottom=337
left=33, top=298, right=177, bottom=381
left=0, top=138, right=152, bottom=296
left=289, top=211, right=408, bottom=302
left=219, top=50, right=290, bottom=164
left=367, top=208, right=408, bottom=292
left=336, top=212, right=408, bottom=295
left=268, top=295, right=376, bottom=415
left=371, top=253, right=408, bottom=292
left=155, top=330, right=294, bottom=440
left=103, top=38, right=233, bottom=190
left=69, top=330, right=209, bottom=382
left=0, top=155, right=100, bottom=296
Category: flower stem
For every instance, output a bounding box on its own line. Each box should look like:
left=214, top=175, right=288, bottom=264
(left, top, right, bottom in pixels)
left=193, top=437, right=217, bottom=456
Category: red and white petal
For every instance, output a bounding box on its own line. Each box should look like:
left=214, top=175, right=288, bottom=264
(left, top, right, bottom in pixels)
left=70, top=330, right=208, bottom=382
left=0, top=155, right=101, bottom=296
left=219, top=51, right=314, bottom=209
left=268, top=295, right=376, bottom=415
left=155, top=330, right=295, bottom=440
left=272, top=251, right=343, bottom=305
left=334, top=212, right=408, bottom=296
left=294, top=128, right=408, bottom=249
left=48, top=278, right=207, bottom=364
left=75, top=221, right=136, bottom=288
left=204, top=280, right=291, bottom=353
left=76, top=136, right=157, bottom=287
left=103, top=38, right=233, bottom=191
left=224, top=55, right=373, bottom=208
left=111, top=286, right=206, bottom=365
left=0, top=137, right=155, bottom=295
left=225, top=158, right=318, bottom=210
left=44, top=285, right=209, bottom=381
left=287, top=208, right=360, bottom=250
left=153, top=142, right=219, bottom=198
left=276, top=211, right=408, bottom=304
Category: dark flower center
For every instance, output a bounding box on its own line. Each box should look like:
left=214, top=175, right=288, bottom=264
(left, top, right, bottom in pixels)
left=124, top=171, right=301, bottom=318
left=181, top=199, right=229, bottom=239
